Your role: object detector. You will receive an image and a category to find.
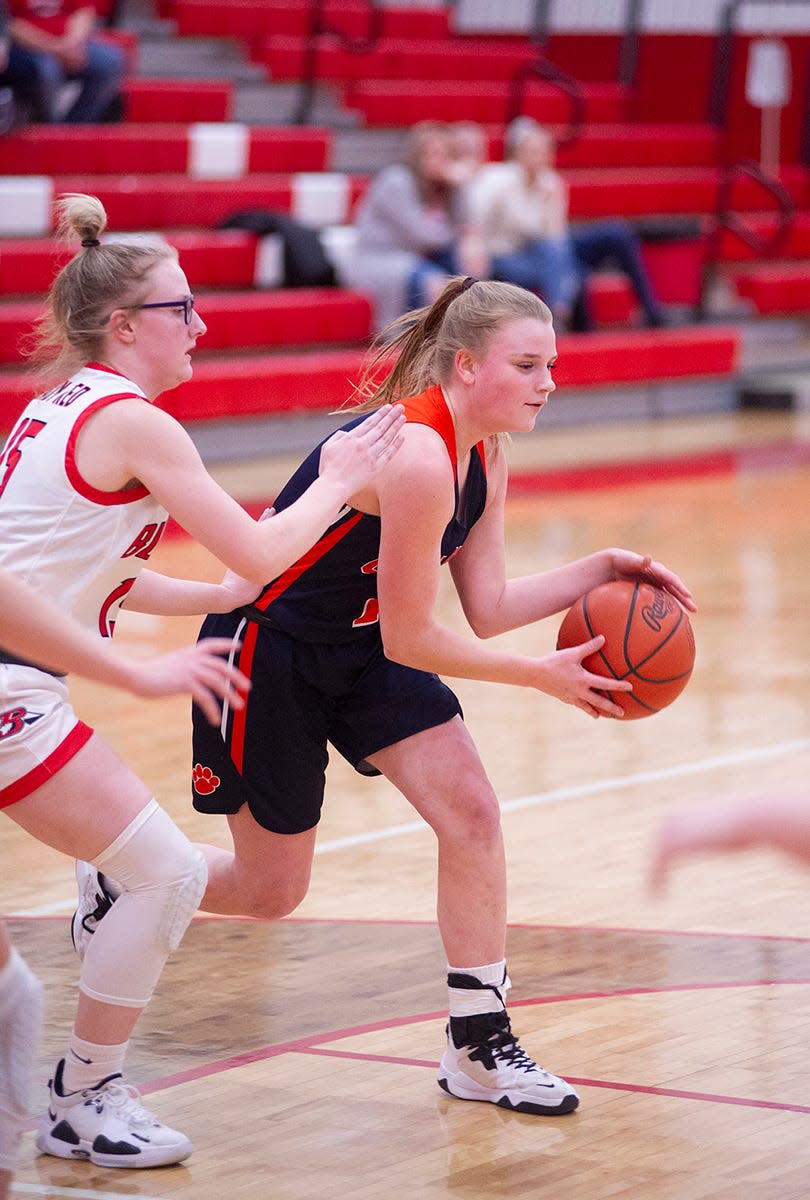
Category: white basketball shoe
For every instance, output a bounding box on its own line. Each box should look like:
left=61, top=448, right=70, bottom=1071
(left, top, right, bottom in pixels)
left=438, top=1011, right=579, bottom=1116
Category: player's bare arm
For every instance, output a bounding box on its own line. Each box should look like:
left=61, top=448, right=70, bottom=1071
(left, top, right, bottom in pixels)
left=375, top=433, right=625, bottom=715
left=79, top=400, right=404, bottom=586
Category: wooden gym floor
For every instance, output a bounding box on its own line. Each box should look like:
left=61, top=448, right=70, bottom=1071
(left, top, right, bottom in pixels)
left=3, top=407, right=810, bottom=1200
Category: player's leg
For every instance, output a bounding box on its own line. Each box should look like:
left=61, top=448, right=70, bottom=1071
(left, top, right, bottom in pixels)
left=372, top=715, right=506, bottom=964
left=187, top=619, right=327, bottom=917
left=6, top=735, right=206, bottom=1167
left=367, top=717, right=579, bottom=1116
left=0, top=923, right=44, bottom=1200
left=200, top=809, right=317, bottom=917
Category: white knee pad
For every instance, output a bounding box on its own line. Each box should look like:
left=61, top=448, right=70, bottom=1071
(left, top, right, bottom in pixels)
left=0, top=949, right=44, bottom=1172
left=79, top=800, right=207, bottom=1008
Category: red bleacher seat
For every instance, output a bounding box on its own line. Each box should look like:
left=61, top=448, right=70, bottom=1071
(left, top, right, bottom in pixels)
left=567, top=166, right=809, bottom=220
left=28, top=174, right=364, bottom=231
left=532, top=124, right=720, bottom=170
left=195, top=289, right=372, bottom=350
left=0, top=240, right=73, bottom=296
left=716, top=212, right=810, bottom=261
left=587, top=275, right=637, bottom=325
left=157, top=327, right=742, bottom=422
left=0, top=127, right=191, bottom=175
left=256, top=36, right=538, bottom=83
left=731, top=264, right=810, bottom=314
left=343, top=80, right=630, bottom=127
left=0, top=290, right=372, bottom=365
left=0, top=233, right=267, bottom=295
left=173, top=0, right=448, bottom=41
left=124, top=79, right=233, bottom=123
left=0, top=126, right=332, bottom=177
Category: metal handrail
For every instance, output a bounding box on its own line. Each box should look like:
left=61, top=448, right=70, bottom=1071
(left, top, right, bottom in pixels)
left=294, top=0, right=384, bottom=125
left=506, top=55, right=586, bottom=147
left=696, top=157, right=796, bottom=318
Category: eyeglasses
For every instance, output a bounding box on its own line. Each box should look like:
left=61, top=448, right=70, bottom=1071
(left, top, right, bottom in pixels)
left=132, top=296, right=196, bottom=325
left=102, top=296, right=196, bottom=325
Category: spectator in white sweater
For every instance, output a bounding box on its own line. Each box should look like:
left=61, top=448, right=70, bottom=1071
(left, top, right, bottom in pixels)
left=475, top=119, right=667, bottom=332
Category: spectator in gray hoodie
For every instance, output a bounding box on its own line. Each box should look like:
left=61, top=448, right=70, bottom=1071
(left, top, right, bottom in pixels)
left=344, top=121, right=484, bottom=332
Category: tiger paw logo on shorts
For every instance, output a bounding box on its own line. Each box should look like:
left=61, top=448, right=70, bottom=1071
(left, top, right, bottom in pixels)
left=192, top=763, right=221, bottom=795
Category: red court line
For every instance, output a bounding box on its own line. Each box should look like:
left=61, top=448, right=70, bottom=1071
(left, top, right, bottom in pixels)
left=276, top=914, right=810, bottom=945
left=9, top=911, right=810, bottom=945
left=128, top=977, right=810, bottom=1098
left=507, top=439, right=810, bottom=496
left=293, top=1046, right=810, bottom=1115
left=24, top=977, right=810, bottom=1131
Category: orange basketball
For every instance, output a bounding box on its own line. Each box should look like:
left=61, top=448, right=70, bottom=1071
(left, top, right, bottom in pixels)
left=556, top=579, right=695, bottom=720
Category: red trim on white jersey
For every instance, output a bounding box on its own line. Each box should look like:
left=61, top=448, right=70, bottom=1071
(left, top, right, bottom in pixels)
left=65, top=393, right=150, bottom=505
left=0, top=720, right=94, bottom=809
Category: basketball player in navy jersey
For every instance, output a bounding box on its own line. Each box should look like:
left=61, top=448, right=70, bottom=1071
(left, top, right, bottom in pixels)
left=83, top=277, right=695, bottom=1117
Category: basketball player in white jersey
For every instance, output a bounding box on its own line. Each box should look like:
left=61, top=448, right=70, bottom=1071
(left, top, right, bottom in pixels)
left=0, top=192, right=404, bottom=1171
left=0, top=565, right=252, bottom=1199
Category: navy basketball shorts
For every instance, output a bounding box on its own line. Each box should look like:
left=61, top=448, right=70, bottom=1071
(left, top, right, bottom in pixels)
left=191, top=613, right=462, bottom=835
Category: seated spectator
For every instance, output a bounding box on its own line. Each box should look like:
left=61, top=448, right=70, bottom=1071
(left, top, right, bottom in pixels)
left=4, top=1, right=125, bottom=124
left=343, top=120, right=482, bottom=333
left=0, top=0, right=20, bottom=133
left=477, top=118, right=668, bottom=331
left=448, top=119, right=512, bottom=227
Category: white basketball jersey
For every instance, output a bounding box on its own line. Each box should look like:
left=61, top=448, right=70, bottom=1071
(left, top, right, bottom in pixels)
left=0, top=363, right=167, bottom=638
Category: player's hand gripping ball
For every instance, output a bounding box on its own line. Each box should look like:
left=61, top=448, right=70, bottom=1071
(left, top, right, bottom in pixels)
left=557, top=579, right=695, bottom=720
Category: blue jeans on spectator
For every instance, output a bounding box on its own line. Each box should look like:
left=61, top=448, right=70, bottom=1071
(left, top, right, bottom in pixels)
left=4, top=39, right=125, bottom=123
left=491, top=236, right=583, bottom=317
left=570, top=219, right=665, bottom=330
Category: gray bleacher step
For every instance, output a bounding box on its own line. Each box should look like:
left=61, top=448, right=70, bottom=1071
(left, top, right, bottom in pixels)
left=331, top=128, right=408, bottom=172
left=233, top=81, right=361, bottom=127
left=115, top=0, right=174, bottom=38
left=117, top=0, right=372, bottom=128
left=134, top=35, right=267, bottom=83
left=737, top=316, right=810, bottom=372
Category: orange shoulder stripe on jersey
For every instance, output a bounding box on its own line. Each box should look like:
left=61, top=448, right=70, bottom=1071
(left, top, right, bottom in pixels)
left=402, top=386, right=456, bottom=467
left=404, top=386, right=487, bottom=478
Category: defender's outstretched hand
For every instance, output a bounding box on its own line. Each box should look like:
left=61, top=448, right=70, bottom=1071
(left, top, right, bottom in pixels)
left=125, top=638, right=250, bottom=725
left=0, top=568, right=249, bottom=725
left=319, top=404, right=406, bottom=493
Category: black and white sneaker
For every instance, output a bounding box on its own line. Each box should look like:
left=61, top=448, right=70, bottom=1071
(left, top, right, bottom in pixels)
left=35, top=1059, right=192, bottom=1168
left=438, top=1011, right=579, bottom=1116
left=71, top=862, right=120, bottom=961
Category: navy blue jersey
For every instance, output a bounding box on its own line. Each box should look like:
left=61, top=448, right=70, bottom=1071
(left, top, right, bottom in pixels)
left=242, top=385, right=488, bottom=643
